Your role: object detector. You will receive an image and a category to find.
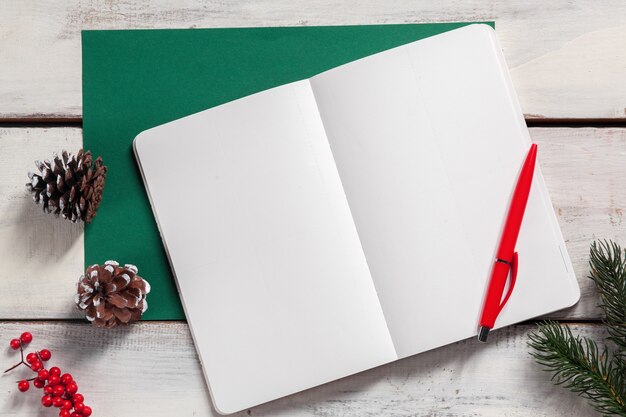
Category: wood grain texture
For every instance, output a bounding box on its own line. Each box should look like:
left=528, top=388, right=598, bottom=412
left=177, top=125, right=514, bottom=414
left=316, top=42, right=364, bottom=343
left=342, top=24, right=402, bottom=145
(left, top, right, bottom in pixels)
left=0, top=128, right=626, bottom=319
left=0, top=127, right=83, bottom=319
left=1, top=1, right=626, bottom=120
left=532, top=127, right=626, bottom=319
left=1, top=127, right=625, bottom=320
left=0, top=322, right=602, bottom=416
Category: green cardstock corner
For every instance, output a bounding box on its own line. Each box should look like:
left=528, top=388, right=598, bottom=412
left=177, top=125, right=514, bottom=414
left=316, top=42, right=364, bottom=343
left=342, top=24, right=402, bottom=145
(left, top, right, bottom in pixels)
left=82, top=22, right=494, bottom=320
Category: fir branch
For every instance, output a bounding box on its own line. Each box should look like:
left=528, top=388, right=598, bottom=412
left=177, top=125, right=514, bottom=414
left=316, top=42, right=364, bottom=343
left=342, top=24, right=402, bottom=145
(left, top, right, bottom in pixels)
left=528, top=322, right=626, bottom=416
left=590, top=241, right=626, bottom=354
left=528, top=239, right=626, bottom=417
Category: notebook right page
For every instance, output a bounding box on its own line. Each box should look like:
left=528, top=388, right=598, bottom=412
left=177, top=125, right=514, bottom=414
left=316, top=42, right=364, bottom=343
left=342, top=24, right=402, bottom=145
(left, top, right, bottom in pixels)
left=310, top=24, right=580, bottom=359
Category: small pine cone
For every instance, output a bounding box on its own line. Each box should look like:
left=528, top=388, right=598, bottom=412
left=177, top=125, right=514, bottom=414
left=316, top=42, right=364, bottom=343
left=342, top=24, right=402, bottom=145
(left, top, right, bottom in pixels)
left=76, top=261, right=151, bottom=328
left=26, top=149, right=107, bottom=223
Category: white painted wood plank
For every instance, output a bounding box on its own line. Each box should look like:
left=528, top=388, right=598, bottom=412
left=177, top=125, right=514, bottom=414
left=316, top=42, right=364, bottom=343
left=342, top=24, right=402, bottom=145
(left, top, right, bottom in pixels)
left=1, top=127, right=625, bottom=319
left=531, top=127, right=626, bottom=319
left=1, top=1, right=626, bottom=119
left=0, top=322, right=602, bottom=416
left=0, top=127, right=83, bottom=319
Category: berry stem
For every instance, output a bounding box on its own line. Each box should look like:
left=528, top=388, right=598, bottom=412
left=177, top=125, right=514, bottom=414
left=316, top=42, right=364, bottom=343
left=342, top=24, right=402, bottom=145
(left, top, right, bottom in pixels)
left=3, top=361, right=27, bottom=373
left=4, top=340, right=29, bottom=373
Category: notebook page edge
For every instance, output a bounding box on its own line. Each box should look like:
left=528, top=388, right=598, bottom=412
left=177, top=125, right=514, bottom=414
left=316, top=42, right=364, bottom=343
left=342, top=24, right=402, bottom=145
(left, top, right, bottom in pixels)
left=483, top=25, right=581, bottom=307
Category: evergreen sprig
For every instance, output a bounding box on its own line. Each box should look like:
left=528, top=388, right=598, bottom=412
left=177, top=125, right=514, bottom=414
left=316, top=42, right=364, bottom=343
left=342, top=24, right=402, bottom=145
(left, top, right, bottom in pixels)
left=528, top=240, right=626, bottom=417
left=589, top=241, right=626, bottom=354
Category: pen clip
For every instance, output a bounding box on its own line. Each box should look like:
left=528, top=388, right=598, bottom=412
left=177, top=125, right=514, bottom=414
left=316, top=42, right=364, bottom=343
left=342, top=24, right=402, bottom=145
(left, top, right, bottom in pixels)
left=497, top=251, right=518, bottom=315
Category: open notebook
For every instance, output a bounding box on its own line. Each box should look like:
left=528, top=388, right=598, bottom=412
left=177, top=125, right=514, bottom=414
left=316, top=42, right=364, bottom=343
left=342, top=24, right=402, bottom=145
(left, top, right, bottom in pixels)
left=133, top=24, right=580, bottom=414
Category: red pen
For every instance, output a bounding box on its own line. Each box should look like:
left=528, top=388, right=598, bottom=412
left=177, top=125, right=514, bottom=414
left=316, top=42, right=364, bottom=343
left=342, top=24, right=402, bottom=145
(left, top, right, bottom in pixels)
left=478, top=144, right=538, bottom=342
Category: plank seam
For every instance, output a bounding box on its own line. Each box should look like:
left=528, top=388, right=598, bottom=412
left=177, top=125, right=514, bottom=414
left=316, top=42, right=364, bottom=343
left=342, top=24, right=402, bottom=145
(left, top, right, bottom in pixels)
left=1, top=118, right=626, bottom=128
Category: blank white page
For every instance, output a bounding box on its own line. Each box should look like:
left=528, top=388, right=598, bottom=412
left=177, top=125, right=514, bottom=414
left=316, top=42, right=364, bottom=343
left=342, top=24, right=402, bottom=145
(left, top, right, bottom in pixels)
left=310, top=24, right=580, bottom=358
left=134, top=80, right=397, bottom=414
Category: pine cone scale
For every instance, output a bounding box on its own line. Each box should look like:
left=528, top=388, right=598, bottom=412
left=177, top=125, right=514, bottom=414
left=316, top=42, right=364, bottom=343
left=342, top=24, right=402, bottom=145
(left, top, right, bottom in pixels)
left=113, top=307, right=132, bottom=323
left=94, top=300, right=107, bottom=320
left=130, top=308, right=143, bottom=323
left=107, top=293, right=128, bottom=309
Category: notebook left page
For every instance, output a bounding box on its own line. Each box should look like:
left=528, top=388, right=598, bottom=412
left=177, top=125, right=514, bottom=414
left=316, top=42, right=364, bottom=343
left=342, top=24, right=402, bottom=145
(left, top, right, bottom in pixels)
left=133, top=80, right=397, bottom=414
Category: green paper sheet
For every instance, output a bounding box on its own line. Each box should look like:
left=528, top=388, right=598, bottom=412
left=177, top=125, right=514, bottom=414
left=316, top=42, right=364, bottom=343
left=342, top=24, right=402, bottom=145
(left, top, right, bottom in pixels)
left=82, top=22, right=493, bottom=320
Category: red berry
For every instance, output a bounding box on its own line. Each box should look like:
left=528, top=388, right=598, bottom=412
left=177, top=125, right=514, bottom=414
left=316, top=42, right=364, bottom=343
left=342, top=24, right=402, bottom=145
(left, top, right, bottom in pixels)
left=59, top=410, right=71, bottom=417
left=20, top=332, right=33, bottom=344
left=9, top=338, right=20, bottom=349
left=17, top=380, right=29, bottom=392
left=82, top=406, right=92, bottom=417
left=38, top=369, right=50, bottom=380
left=62, top=400, right=72, bottom=410
left=74, top=402, right=84, bottom=413
left=53, top=396, right=64, bottom=407
left=60, top=373, right=73, bottom=385
left=42, top=394, right=54, bottom=407
left=31, top=361, right=43, bottom=371
left=70, top=413, right=80, bottom=417
left=72, top=393, right=84, bottom=403
left=65, top=382, right=78, bottom=395
left=39, top=349, right=52, bottom=361
left=44, top=385, right=54, bottom=394
left=48, top=374, right=61, bottom=386
left=33, top=378, right=45, bottom=389
left=26, top=352, right=38, bottom=364
left=49, top=366, right=61, bottom=376
left=53, top=384, right=65, bottom=397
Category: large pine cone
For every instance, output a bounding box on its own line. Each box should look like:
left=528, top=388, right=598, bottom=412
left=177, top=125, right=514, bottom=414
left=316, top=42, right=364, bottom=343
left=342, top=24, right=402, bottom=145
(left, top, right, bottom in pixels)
left=26, top=149, right=107, bottom=223
left=76, top=261, right=150, bottom=328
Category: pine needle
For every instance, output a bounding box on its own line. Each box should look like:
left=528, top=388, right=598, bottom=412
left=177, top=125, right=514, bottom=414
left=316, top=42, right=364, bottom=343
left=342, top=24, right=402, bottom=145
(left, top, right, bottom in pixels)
left=528, top=322, right=626, bottom=416
left=589, top=241, right=626, bottom=354
left=528, top=240, right=626, bottom=417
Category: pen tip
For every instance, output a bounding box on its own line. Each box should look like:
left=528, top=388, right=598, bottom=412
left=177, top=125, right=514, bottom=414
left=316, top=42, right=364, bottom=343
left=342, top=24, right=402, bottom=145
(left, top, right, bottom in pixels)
left=478, top=326, right=490, bottom=342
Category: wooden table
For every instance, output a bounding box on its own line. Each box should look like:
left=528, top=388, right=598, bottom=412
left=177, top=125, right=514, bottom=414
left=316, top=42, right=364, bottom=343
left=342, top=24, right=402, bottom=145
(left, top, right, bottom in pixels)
left=1, top=2, right=625, bottom=416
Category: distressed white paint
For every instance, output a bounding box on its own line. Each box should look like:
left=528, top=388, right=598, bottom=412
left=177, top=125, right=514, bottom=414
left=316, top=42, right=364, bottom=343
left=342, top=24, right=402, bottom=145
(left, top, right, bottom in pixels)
left=0, top=127, right=625, bottom=320
left=511, top=25, right=626, bottom=119
left=533, top=127, right=626, bottom=319
left=0, top=127, right=83, bottom=319
left=0, top=322, right=602, bottom=416
left=0, top=4, right=622, bottom=415
left=1, top=1, right=626, bottom=119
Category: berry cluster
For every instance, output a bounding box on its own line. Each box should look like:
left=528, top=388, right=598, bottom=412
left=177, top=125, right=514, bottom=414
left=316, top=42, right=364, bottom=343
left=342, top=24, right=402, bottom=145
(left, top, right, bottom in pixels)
left=6, top=332, right=92, bottom=417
